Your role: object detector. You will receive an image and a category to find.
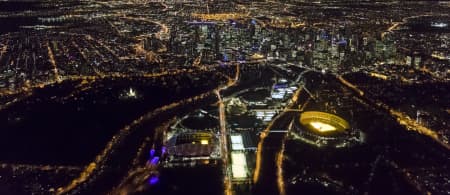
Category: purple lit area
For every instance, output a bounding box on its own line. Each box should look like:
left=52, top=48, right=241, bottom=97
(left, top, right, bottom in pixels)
left=161, top=146, right=167, bottom=155
left=274, top=84, right=288, bottom=89
left=148, top=176, right=159, bottom=186
left=150, top=157, right=160, bottom=165
left=150, top=149, right=155, bottom=158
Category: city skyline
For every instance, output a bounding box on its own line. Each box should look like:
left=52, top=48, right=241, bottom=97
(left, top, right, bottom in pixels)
left=0, top=1, right=449, bottom=195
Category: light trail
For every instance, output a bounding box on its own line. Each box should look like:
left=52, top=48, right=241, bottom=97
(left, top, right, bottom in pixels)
left=0, top=66, right=216, bottom=111
left=193, top=52, right=203, bottom=67
left=253, top=112, right=282, bottom=184
left=420, top=66, right=446, bottom=81
left=389, top=161, right=427, bottom=194
left=216, top=90, right=232, bottom=195
left=337, top=76, right=364, bottom=96
left=112, top=118, right=176, bottom=195
left=0, top=163, right=82, bottom=172
left=0, top=44, right=7, bottom=60
left=389, top=109, right=440, bottom=141
left=0, top=64, right=225, bottom=113
left=381, top=22, right=400, bottom=39
left=94, top=38, right=121, bottom=60
left=71, top=41, right=88, bottom=62
left=387, top=22, right=400, bottom=31
left=276, top=138, right=287, bottom=195
left=381, top=14, right=448, bottom=39
left=105, top=19, right=123, bottom=36
left=85, top=39, right=107, bottom=64
left=215, top=63, right=240, bottom=195
left=46, top=41, right=61, bottom=82
left=191, top=12, right=250, bottom=21
left=121, top=16, right=169, bottom=41
left=153, top=20, right=169, bottom=40
left=60, top=79, right=96, bottom=101
left=254, top=86, right=303, bottom=184
left=337, top=75, right=449, bottom=150
left=0, top=91, right=32, bottom=111
left=276, top=119, right=294, bottom=195
left=160, top=2, right=168, bottom=12
left=83, top=40, right=106, bottom=76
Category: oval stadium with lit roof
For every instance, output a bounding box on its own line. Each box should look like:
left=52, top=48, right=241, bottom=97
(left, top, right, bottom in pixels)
left=300, top=111, right=350, bottom=134
left=293, top=111, right=363, bottom=148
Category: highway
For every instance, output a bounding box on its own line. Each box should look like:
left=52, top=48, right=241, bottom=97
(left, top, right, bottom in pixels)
left=216, top=90, right=232, bottom=195
left=275, top=119, right=295, bottom=195
left=215, top=62, right=240, bottom=195
left=0, top=163, right=82, bottom=172
left=1, top=1, right=449, bottom=194
left=253, top=112, right=295, bottom=195
left=45, top=41, right=61, bottom=82
left=253, top=77, right=307, bottom=195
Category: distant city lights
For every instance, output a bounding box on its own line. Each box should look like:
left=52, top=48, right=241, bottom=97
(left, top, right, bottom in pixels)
left=119, top=87, right=140, bottom=100
left=431, top=22, right=448, bottom=28
left=127, top=88, right=137, bottom=98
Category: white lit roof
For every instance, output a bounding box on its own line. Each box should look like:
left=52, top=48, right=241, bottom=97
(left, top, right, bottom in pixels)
left=231, top=152, right=247, bottom=178
left=231, top=135, right=243, bottom=144
left=232, top=143, right=244, bottom=150
left=231, top=135, right=244, bottom=150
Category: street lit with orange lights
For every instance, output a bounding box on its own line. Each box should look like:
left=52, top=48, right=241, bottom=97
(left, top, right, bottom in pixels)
left=1, top=0, right=449, bottom=195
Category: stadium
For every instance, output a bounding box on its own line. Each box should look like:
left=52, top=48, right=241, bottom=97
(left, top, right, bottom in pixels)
left=166, top=131, right=221, bottom=164
left=292, top=111, right=363, bottom=148
left=163, top=109, right=223, bottom=167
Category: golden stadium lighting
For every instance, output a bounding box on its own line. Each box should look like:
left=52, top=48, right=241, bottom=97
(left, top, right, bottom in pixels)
left=300, top=111, right=350, bottom=132
left=310, top=121, right=337, bottom=132
left=201, top=140, right=209, bottom=145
